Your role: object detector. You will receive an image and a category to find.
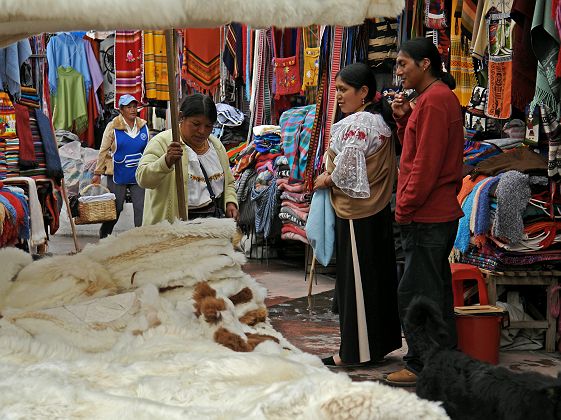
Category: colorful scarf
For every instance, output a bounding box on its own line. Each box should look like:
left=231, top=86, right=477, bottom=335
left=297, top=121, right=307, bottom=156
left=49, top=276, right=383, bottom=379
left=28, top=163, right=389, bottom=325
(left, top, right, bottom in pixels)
left=486, top=8, right=513, bottom=119
left=182, top=28, right=221, bottom=95
left=530, top=0, right=561, bottom=118
left=114, top=30, right=144, bottom=108
left=143, top=31, right=169, bottom=101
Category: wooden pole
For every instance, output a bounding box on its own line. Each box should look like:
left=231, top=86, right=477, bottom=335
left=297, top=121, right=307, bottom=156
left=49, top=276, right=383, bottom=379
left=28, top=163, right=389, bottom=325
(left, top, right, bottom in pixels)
left=165, top=29, right=187, bottom=221
left=61, top=178, right=81, bottom=253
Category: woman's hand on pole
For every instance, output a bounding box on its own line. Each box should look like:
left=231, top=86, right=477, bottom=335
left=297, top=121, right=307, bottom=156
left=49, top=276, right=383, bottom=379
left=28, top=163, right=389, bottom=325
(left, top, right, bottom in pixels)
left=165, top=141, right=183, bottom=168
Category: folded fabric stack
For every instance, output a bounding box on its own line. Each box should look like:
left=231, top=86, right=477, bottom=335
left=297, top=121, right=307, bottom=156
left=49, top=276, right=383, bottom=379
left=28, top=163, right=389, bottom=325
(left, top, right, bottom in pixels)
left=17, top=87, right=41, bottom=109
left=253, top=125, right=281, bottom=154
left=454, top=146, right=561, bottom=271
left=0, top=139, right=6, bottom=180
left=4, top=137, right=19, bottom=178
left=0, top=182, right=30, bottom=246
left=277, top=177, right=310, bottom=244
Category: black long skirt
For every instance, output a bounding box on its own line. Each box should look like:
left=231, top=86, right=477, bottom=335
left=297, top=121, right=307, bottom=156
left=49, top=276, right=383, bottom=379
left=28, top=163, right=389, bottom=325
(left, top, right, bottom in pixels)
left=334, top=204, right=402, bottom=363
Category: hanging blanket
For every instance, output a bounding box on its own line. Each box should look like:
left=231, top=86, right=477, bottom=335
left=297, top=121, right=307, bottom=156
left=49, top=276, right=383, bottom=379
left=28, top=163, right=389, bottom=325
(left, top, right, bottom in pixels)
left=182, top=28, right=221, bottom=95
left=450, top=0, right=477, bottom=106
left=511, top=0, right=538, bottom=111
left=114, top=30, right=143, bottom=109
left=143, top=30, right=169, bottom=101
left=485, top=7, right=513, bottom=119
left=530, top=0, right=561, bottom=117
left=540, top=103, right=561, bottom=180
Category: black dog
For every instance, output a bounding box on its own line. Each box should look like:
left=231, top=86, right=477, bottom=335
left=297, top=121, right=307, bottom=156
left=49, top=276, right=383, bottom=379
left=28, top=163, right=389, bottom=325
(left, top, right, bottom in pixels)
left=405, top=296, right=561, bottom=420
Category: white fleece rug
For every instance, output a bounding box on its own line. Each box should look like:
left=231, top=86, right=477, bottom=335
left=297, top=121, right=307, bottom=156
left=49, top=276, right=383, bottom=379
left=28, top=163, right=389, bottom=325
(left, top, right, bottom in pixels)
left=0, top=219, right=448, bottom=419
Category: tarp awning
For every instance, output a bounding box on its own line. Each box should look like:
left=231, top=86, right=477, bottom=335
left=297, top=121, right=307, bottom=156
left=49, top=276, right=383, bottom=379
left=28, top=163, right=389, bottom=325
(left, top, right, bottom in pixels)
left=0, top=0, right=404, bottom=47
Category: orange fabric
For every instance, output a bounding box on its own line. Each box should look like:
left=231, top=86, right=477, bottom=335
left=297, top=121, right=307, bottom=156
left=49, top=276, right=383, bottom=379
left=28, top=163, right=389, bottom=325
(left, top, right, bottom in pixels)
left=457, top=174, right=487, bottom=205
left=181, top=28, right=221, bottom=94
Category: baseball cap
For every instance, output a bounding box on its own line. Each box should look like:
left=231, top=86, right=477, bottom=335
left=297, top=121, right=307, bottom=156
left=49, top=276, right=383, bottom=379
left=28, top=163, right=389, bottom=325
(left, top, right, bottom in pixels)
left=118, top=94, right=138, bottom=107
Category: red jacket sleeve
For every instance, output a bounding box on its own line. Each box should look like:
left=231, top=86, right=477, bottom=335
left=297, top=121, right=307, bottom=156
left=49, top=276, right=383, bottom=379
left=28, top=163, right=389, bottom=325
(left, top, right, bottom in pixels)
left=395, top=103, right=451, bottom=224
left=394, top=110, right=411, bottom=145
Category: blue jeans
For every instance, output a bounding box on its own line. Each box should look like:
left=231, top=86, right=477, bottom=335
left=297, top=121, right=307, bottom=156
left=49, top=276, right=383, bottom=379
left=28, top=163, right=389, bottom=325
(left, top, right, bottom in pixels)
left=398, top=220, right=459, bottom=374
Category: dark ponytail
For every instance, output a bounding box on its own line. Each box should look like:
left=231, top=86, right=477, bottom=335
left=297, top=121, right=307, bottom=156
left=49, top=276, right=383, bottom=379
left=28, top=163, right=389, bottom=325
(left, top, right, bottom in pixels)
left=398, top=37, right=456, bottom=90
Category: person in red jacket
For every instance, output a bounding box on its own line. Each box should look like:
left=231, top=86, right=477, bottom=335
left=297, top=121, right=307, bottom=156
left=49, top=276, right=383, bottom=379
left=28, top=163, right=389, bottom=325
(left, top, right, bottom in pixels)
left=385, top=37, right=464, bottom=387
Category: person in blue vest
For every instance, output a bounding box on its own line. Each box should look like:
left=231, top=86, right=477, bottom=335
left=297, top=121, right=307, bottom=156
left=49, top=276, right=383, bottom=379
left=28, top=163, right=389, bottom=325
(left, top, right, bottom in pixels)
left=92, top=94, right=150, bottom=238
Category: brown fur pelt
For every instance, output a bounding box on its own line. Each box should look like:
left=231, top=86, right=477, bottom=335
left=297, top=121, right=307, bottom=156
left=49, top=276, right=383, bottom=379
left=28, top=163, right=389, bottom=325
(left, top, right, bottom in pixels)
left=193, top=282, right=225, bottom=324
left=239, top=307, right=268, bottom=326
left=214, top=327, right=279, bottom=352
left=228, top=287, right=253, bottom=306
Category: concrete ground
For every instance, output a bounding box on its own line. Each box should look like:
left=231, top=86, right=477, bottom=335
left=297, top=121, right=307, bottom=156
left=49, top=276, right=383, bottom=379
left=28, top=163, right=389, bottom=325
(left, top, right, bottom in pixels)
left=47, top=209, right=561, bottom=385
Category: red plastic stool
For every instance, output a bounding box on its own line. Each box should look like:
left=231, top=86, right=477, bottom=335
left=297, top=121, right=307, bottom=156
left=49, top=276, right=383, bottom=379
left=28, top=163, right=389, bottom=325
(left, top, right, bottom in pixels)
left=451, top=263, right=489, bottom=307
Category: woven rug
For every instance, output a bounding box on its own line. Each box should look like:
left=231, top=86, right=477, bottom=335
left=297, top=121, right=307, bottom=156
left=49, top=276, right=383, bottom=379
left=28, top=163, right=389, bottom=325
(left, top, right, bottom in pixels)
left=114, top=30, right=144, bottom=108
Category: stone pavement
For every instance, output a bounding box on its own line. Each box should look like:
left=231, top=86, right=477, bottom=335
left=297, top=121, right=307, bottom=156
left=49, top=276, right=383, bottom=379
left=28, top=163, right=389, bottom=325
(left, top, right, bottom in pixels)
left=47, top=220, right=561, bottom=385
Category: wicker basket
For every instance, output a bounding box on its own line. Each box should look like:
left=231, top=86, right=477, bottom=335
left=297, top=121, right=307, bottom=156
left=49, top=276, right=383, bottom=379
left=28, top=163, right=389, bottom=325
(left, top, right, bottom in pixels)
left=74, top=184, right=117, bottom=225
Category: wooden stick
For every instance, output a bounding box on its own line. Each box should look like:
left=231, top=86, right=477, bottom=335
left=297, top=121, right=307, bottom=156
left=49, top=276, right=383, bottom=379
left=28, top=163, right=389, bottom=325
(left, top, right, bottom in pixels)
left=307, top=252, right=317, bottom=297
left=61, top=178, right=81, bottom=253
left=165, top=29, right=187, bottom=221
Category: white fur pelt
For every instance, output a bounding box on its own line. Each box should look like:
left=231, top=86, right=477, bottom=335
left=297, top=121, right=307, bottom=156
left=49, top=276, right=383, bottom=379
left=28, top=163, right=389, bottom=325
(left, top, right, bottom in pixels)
left=0, top=219, right=448, bottom=419
left=0, top=0, right=405, bottom=48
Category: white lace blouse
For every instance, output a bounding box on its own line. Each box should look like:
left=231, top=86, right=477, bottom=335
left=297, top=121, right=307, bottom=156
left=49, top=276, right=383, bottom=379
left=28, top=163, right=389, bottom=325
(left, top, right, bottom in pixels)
left=329, top=112, right=392, bottom=198
left=186, top=141, right=225, bottom=208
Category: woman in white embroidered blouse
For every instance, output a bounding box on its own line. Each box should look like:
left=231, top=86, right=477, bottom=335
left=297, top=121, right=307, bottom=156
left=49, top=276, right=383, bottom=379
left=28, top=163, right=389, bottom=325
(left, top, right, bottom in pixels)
left=314, top=62, right=402, bottom=368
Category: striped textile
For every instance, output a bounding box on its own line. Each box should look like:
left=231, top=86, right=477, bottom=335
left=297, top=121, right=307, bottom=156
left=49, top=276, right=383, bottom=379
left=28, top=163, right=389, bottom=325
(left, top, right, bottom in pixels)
left=323, top=26, right=344, bottom=150
left=461, top=0, right=478, bottom=40
left=182, top=28, right=221, bottom=95
left=368, top=18, right=398, bottom=73
left=114, top=30, right=144, bottom=109
left=143, top=31, right=169, bottom=101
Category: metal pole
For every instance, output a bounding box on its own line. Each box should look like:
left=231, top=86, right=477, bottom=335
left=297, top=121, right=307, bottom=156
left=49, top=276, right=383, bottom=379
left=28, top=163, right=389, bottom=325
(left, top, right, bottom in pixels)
left=165, top=29, right=187, bottom=221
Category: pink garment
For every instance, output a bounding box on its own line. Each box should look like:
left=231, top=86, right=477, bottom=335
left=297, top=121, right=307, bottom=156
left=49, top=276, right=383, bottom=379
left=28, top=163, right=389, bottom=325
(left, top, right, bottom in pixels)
left=276, top=178, right=305, bottom=192
left=281, top=199, right=310, bottom=212
left=281, top=231, right=308, bottom=244
left=279, top=191, right=310, bottom=203
left=281, top=222, right=307, bottom=237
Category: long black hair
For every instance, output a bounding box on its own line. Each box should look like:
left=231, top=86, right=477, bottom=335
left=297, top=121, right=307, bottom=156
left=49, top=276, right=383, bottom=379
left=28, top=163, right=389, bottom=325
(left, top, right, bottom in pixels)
left=179, top=93, right=217, bottom=123
left=398, top=37, right=456, bottom=89
left=336, top=62, right=395, bottom=128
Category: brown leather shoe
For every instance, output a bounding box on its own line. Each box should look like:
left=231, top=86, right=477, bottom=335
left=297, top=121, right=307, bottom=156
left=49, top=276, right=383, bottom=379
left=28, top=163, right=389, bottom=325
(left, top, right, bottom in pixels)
left=384, top=368, right=417, bottom=387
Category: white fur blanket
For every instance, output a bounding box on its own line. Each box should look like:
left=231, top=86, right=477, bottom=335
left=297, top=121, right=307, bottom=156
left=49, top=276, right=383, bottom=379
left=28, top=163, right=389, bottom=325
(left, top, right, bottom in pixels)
left=0, top=0, right=405, bottom=48
left=0, top=220, right=448, bottom=419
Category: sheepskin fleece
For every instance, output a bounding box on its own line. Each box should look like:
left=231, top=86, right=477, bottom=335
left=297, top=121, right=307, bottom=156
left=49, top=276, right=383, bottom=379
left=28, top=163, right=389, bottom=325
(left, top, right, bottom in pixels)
left=0, top=0, right=405, bottom=48
left=0, top=219, right=448, bottom=419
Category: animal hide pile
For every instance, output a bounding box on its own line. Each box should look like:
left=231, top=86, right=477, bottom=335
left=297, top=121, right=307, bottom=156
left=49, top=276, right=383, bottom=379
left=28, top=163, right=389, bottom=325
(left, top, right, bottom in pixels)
left=0, top=219, right=448, bottom=419
left=0, top=0, right=405, bottom=48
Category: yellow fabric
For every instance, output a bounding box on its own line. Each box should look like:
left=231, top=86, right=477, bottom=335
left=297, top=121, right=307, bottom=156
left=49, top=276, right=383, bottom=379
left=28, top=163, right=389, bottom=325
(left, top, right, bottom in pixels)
left=143, top=30, right=170, bottom=101
left=450, top=0, right=477, bottom=106
left=94, top=116, right=148, bottom=176
left=136, top=131, right=237, bottom=225
left=301, top=47, right=320, bottom=89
